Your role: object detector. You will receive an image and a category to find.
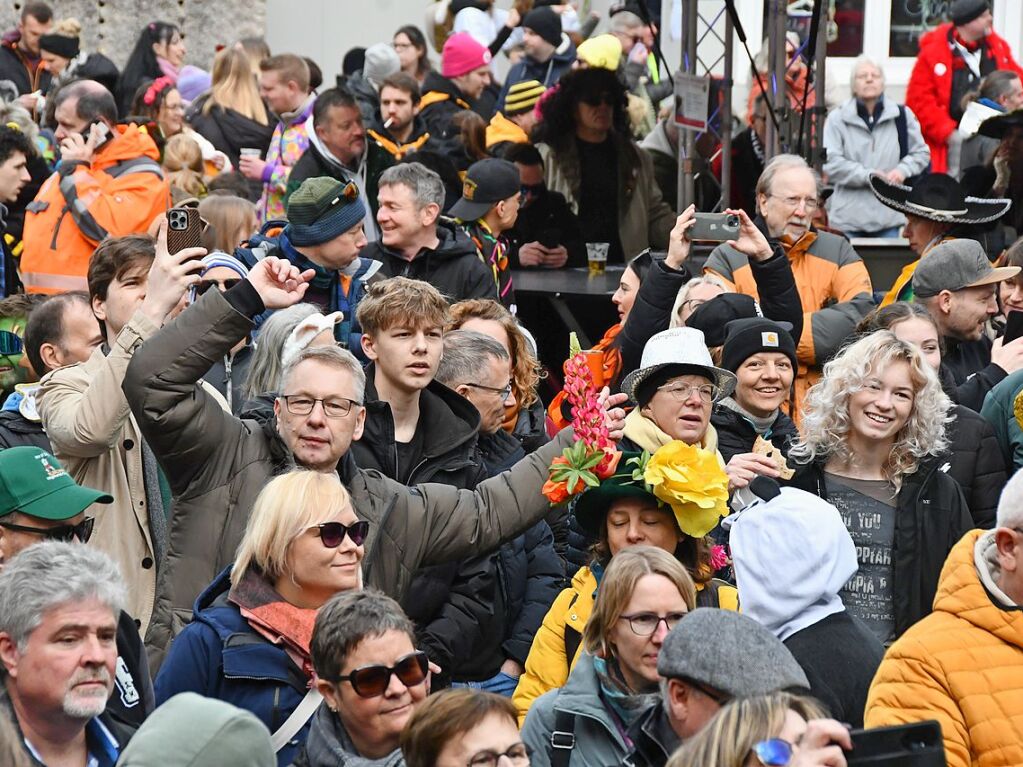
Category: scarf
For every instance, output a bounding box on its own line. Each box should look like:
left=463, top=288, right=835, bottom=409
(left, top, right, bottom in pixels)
left=622, top=408, right=721, bottom=457
left=156, top=55, right=180, bottom=82
left=593, top=656, right=660, bottom=736
left=229, top=568, right=318, bottom=680
left=718, top=396, right=777, bottom=436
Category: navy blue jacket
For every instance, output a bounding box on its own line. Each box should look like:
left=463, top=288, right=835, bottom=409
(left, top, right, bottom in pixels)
left=154, top=568, right=310, bottom=767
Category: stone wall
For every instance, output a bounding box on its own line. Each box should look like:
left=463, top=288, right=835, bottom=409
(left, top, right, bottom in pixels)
left=0, top=0, right=267, bottom=70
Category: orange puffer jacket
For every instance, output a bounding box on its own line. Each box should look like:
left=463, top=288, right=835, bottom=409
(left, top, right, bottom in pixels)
left=865, top=528, right=1023, bottom=767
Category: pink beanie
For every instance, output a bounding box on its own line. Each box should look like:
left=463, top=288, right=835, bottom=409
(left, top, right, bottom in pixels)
left=442, top=32, right=492, bottom=78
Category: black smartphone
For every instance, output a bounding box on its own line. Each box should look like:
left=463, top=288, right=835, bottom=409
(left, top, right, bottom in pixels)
left=539, top=227, right=561, bottom=249
left=166, top=207, right=206, bottom=259
left=690, top=212, right=741, bottom=241
left=1004, top=310, right=1023, bottom=345
left=846, top=721, right=945, bottom=766
left=80, top=120, right=112, bottom=150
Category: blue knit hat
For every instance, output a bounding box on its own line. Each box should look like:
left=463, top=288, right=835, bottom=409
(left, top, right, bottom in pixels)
left=199, top=252, right=250, bottom=278
left=285, top=177, right=367, bottom=247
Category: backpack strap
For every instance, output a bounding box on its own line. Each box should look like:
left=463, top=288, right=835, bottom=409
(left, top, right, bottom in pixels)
left=563, top=624, right=582, bottom=670
left=550, top=708, right=577, bottom=767
left=270, top=686, right=322, bottom=753
left=895, top=105, right=909, bottom=160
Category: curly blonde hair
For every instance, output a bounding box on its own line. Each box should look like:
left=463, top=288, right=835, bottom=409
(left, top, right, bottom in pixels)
left=789, top=330, right=951, bottom=487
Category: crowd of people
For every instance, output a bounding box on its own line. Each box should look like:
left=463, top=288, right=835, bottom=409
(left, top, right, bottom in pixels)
left=0, top=0, right=1022, bottom=766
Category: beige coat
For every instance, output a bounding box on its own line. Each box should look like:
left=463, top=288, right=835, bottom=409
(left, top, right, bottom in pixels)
left=38, top=311, right=161, bottom=633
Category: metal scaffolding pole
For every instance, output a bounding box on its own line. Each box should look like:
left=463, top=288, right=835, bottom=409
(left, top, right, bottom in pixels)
left=765, top=0, right=788, bottom=158
left=678, top=0, right=699, bottom=210
left=720, top=10, right=734, bottom=209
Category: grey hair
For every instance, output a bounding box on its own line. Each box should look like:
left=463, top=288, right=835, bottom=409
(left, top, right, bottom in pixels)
left=278, top=345, right=366, bottom=403
left=435, top=330, right=509, bottom=388
left=0, top=542, right=125, bottom=654
left=669, top=275, right=730, bottom=328
left=311, top=589, right=416, bottom=682
left=850, top=55, right=885, bottom=94
left=0, top=99, right=38, bottom=145
left=755, top=153, right=821, bottom=201
left=610, top=11, right=644, bottom=32
left=997, top=471, right=1023, bottom=529
left=378, top=162, right=444, bottom=210
left=245, top=303, right=320, bottom=400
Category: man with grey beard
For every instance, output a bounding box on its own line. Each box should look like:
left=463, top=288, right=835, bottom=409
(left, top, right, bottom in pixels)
left=0, top=541, right=129, bottom=766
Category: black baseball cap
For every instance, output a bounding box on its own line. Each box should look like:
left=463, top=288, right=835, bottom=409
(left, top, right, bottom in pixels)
left=449, top=158, right=521, bottom=222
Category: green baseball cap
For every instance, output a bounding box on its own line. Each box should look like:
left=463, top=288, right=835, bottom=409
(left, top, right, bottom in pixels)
left=0, top=447, right=112, bottom=520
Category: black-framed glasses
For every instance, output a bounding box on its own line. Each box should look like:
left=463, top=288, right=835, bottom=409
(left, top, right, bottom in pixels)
left=656, top=382, right=719, bottom=403
left=0, top=517, right=94, bottom=543
left=331, top=650, right=429, bottom=697
left=751, top=738, right=794, bottom=766
left=281, top=395, right=360, bottom=418
left=462, top=381, right=513, bottom=400
left=195, top=278, right=242, bottom=295
left=619, top=611, right=687, bottom=636
left=467, top=743, right=531, bottom=767
left=310, top=520, right=369, bottom=548
left=0, top=330, right=23, bottom=356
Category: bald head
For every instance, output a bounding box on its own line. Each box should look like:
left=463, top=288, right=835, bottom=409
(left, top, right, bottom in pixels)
left=53, top=80, right=117, bottom=141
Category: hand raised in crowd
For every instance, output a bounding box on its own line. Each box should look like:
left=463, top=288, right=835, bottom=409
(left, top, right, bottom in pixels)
left=596, top=387, right=629, bottom=441
left=725, top=452, right=781, bottom=492
left=726, top=208, right=774, bottom=262
left=666, top=204, right=697, bottom=269
left=991, top=334, right=1023, bottom=374
left=140, top=218, right=206, bottom=326
left=790, top=719, right=851, bottom=767
left=505, top=6, right=521, bottom=28
left=238, top=154, right=268, bottom=181
left=59, top=121, right=109, bottom=164
left=247, top=256, right=315, bottom=309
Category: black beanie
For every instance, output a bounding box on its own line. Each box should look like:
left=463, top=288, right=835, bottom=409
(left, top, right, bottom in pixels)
left=39, top=32, right=80, bottom=60
left=950, top=0, right=989, bottom=26
left=685, top=293, right=760, bottom=347
left=720, top=319, right=797, bottom=374
left=523, top=7, right=562, bottom=47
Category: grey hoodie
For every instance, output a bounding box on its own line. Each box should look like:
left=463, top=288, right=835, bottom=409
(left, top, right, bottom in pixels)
left=290, top=703, right=405, bottom=767
left=115, top=692, right=275, bottom=767
left=975, top=529, right=1017, bottom=607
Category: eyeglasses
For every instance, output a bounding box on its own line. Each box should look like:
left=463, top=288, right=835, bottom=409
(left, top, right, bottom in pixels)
left=619, top=611, right=687, bottom=636
left=309, top=520, right=369, bottom=548
left=281, top=395, right=360, bottom=418
left=656, top=382, right=718, bottom=403
left=0, top=330, right=23, bottom=356
left=463, top=381, right=514, bottom=400
left=0, top=517, right=94, bottom=543
left=195, top=278, right=242, bottom=295
left=752, top=738, right=794, bottom=766
left=467, top=743, right=532, bottom=767
left=580, top=92, right=615, bottom=107
left=767, top=193, right=820, bottom=212
left=331, top=650, right=429, bottom=697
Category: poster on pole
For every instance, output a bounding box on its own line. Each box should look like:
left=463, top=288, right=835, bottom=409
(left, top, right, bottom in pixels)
left=673, top=72, right=709, bottom=131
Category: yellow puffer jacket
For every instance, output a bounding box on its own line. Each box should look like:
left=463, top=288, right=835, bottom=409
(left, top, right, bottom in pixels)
left=512, top=564, right=739, bottom=723
left=865, top=529, right=1023, bottom=767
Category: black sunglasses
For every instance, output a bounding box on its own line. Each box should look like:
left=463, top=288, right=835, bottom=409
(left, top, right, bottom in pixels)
left=0, top=330, right=23, bottom=356
left=195, top=278, right=242, bottom=296
left=0, top=516, right=94, bottom=543
left=580, top=92, right=615, bottom=107
left=310, top=520, right=370, bottom=548
left=332, top=650, right=429, bottom=697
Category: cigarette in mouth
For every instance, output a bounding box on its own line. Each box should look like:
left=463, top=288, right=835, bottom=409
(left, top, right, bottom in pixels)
left=384, top=118, right=394, bottom=129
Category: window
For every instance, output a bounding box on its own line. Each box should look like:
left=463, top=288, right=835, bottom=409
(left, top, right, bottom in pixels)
left=890, top=0, right=951, bottom=57
left=760, top=0, right=865, bottom=58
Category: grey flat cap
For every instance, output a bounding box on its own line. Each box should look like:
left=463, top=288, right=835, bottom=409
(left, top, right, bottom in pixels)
left=657, top=608, right=809, bottom=698
left=912, top=239, right=1019, bottom=299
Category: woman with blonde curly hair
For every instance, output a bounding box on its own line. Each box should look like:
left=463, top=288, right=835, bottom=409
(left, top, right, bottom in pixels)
left=448, top=298, right=547, bottom=453
left=667, top=692, right=849, bottom=767
left=788, top=330, right=972, bottom=645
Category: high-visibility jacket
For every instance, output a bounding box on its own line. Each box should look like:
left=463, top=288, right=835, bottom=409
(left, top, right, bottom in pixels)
left=22, top=125, right=169, bottom=294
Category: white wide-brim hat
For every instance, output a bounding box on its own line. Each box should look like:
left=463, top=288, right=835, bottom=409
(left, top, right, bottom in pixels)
left=620, top=327, right=737, bottom=404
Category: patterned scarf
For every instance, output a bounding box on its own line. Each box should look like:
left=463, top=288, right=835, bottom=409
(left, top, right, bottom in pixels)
left=593, top=656, right=661, bottom=737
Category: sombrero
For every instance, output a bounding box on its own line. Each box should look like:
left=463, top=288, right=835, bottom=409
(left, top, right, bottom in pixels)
left=868, top=172, right=1010, bottom=225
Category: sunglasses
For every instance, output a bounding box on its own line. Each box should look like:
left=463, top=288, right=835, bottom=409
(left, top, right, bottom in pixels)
left=580, top=92, right=615, bottom=107
left=310, top=520, right=370, bottom=548
left=520, top=182, right=545, bottom=197
left=0, top=516, right=94, bottom=543
left=310, top=181, right=360, bottom=222
left=0, top=330, right=23, bottom=356
left=332, top=650, right=429, bottom=697
left=195, top=278, right=242, bottom=296
left=752, top=739, right=794, bottom=766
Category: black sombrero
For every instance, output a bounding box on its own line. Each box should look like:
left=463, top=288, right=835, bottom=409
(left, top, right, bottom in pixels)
left=977, top=108, right=1023, bottom=140
left=868, top=172, right=1010, bottom=225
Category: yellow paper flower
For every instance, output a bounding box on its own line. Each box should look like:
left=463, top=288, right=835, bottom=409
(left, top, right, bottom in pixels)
left=644, top=440, right=729, bottom=538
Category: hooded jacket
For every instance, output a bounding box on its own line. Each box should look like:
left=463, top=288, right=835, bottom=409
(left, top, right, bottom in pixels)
left=154, top=569, right=308, bottom=767
left=21, top=125, right=169, bottom=294
left=419, top=71, right=479, bottom=167
left=822, top=97, right=930, bottom=234
left=367, top=115, right=432, bottom=161
left=866, top=529, right=1023, bottom=767
left=258, top=94, right=315, bottom=223
left=122, top=283, right=571, bottom=670
left=624, top=704, right=682, bottom=767
left=292, top=702, right=405, bottom=767
left=498, top=37, right=577, bottom=110
left=711, top=403, right=799, bottom=465
left=361, top=220, right=498, bottom=304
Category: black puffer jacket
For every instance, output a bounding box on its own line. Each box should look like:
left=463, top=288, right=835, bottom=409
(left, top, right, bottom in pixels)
left=0, top=409, right=49, bottom=451
left=186, top=96, right=276, bottom=170
left=787, top=457, right=972, bottom=638
left=711, top=402, right=799, bottom=464
left=943, top=334, right=1006, bottom=412
left=943, top=404, right=1006, bottom=529
left=360, top=220, right=498, bottom=304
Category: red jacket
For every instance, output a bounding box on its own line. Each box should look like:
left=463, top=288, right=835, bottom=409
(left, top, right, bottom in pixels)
left=906, top=22, right=1023, bottom=173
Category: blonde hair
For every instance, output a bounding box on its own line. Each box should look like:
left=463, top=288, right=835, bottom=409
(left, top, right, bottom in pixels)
left=232, top=470, right=354, bottom=586
left=669, top=275, right=730, bottom=329
left=163, top=133, right=206, bottom=198
left=789, top=330, right=952, bottom=487
left=53, top=17, right=82, bottom=38
left=668, top=692, right=827, bottom=767
left=199, top=194, right=257, bottom=253
left=582, top=546, right=696, bottom=658
left=205, top=47, right=269, bottom=126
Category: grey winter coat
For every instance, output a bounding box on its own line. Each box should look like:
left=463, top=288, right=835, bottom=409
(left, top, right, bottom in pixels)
left=822, top=97, right=930, bottom=234
left=124, top=284, right=570, bottom=669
